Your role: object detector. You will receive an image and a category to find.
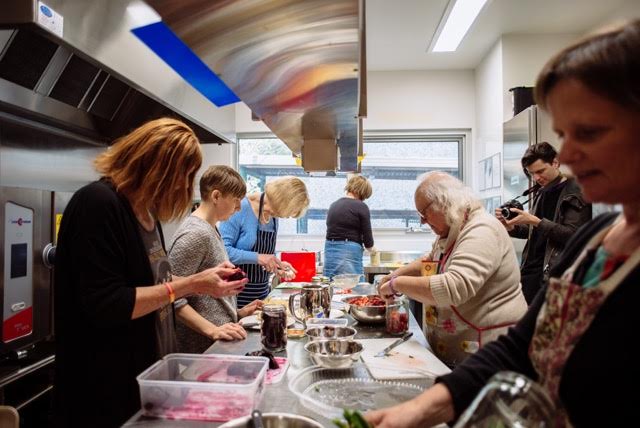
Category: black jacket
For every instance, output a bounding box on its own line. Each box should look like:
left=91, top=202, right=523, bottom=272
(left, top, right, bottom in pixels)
left=509, top=176, right=592, bottom=281
left=439, top=213, right=640, bottom=427
left=54, top=179, right=165, bottom=427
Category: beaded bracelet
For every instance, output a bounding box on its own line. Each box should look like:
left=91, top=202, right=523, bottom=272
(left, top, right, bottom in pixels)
left=389, top=275, right=403, bottom=297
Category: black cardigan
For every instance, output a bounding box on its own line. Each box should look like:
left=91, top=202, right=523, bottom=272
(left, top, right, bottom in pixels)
left=54, top=179, right=166, bottom=427
left=439, top=213, right=640, bottom=427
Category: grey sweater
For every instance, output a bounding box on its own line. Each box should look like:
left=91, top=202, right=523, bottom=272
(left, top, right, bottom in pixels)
left=168, top=215, right=238, bottom=354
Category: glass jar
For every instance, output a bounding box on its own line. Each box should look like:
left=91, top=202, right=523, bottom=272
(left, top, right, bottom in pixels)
left=385, top=296, right=409, bottom=335
left=453, top=371, right=555, bottom=428
left=261, top=304, right=287, bottom=352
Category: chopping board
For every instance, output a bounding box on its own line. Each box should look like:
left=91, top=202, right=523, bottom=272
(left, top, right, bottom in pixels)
left=358, top=338, right=451, bottom=380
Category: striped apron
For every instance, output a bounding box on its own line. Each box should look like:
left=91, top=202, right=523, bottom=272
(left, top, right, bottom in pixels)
left=236, top=193, right=277, bottom=308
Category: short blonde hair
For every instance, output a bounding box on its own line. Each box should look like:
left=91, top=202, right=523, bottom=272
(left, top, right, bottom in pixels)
left=345, top=175, right=372, bottom=200
left=265, top=176, right=309, bottom=218
left=94, top=117, right=202, bottom=222
left=199, top=165, right=246, bottom=201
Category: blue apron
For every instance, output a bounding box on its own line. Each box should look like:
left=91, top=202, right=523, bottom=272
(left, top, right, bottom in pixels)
left=236, top=193, right=277, bottom=307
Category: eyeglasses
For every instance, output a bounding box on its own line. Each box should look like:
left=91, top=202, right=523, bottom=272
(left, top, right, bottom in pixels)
left=417, top=202, right=433, bottom=222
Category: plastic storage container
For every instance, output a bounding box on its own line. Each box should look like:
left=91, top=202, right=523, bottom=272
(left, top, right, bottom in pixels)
left=137, top=353, right=268, bottom=422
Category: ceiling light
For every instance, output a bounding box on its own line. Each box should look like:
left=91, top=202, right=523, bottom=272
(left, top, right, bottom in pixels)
left=430, top=0, right=489, bottom=52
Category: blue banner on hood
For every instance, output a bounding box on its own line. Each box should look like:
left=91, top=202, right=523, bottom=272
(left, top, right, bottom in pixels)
left=132, top=22, right=240, bottom=107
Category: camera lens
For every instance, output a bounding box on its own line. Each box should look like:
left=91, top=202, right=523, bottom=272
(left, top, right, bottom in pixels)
left=500, top=207, right=513, bottom=219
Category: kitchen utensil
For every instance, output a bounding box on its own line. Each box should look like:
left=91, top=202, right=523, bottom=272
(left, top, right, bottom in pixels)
left=288, top=283, right=332, bottom=324
left=342, top=295, right=386, bottom=324
left=305, top=326, right=357, bottom=342
left=251, top=409, right=264, bottom=428
left=332, top=274, right=361, bottom=291
left=304, top=339, right=363, bottom=368
left=219, top=412, right=324, bottom=428
left=288, top=364, right=428, bottom=419
left=375, top=332, right=413, bottom=357
left=358, top=338, right=451, bottom=380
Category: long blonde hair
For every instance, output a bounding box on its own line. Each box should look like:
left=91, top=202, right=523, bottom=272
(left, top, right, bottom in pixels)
left=94, top=118, right=202, bottom=222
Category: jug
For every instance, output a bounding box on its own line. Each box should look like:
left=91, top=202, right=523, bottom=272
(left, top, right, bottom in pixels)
left=288, top=283, right=332, bottom=325
left=454, top=371, right=554, bottom=428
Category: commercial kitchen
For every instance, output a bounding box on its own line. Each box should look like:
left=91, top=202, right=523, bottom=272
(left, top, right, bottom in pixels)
left=0, top=0, right=638, bottom=427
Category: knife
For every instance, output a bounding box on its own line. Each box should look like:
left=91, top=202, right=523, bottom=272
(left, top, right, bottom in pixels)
left=374, top=331, right=413, bottom=357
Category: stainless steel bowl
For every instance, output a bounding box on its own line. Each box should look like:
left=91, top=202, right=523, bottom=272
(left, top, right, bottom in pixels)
left=304, top=339, right=363, bottom=368
left=342, top=295, right=386, bottom=324
left=305, top=326, right=357, bottom=342
left=219, top=412, right=324, bottom=428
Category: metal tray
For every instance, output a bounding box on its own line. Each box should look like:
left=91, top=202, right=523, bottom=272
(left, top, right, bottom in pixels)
left=288, top=364, right=428, bottom=418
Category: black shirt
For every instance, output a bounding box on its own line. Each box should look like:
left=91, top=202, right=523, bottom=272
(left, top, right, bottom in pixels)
left=54, top=179, right=170, bottom=427
left=325, top=197, right=374, bottom=248
left=521, top=179, right=566, bottom=275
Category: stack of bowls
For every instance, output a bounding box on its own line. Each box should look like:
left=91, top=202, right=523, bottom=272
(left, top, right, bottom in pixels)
left=304, top=340, right=363, bottom=369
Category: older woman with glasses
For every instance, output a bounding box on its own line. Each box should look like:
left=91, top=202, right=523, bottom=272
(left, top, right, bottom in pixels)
left=377, top=172, right=526, bottom=368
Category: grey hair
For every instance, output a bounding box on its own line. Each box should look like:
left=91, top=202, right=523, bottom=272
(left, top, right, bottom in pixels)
left=416, top=172, right=483, bottom=228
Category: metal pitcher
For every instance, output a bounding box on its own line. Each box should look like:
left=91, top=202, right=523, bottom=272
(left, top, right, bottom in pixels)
left=288, top=283, right=332, bottom=324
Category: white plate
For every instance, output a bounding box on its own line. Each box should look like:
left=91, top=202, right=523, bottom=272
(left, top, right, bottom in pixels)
left=238, top=314, right=295, bottom=330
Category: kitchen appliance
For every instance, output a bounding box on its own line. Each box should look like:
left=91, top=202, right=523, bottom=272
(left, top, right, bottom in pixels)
left=0, top=187, right=53, bottom=357
left=503, top=105, right=559, bottom=204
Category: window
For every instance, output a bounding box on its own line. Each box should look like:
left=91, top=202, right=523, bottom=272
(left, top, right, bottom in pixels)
left=237, top=133, right=463, bottom=235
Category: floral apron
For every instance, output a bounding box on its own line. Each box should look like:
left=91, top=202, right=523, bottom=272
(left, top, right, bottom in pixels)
left=529, top=220, right=640, bottom=426
left=424, top=239, right=519, bottom=367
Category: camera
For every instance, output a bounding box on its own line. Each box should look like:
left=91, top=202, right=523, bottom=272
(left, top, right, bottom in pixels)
left=499, top=199, right=524, bottom=220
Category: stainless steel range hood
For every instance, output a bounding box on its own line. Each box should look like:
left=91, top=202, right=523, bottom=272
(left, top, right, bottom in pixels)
left=0, top=0, right=235, bottom=144
left=145, top=0, right=367, bottom=172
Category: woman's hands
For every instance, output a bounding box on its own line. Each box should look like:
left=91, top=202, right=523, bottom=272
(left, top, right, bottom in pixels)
left=276, top=261, right=297, bottom=280
left=192, top=261, right=248, bottom=298
left=258, top=254, right=281, bottom=273
left=237, top=299, right=263, bottom=318
left=206, top=322, right=247, bottom=341
left=365, top=383, right=455, bottom=428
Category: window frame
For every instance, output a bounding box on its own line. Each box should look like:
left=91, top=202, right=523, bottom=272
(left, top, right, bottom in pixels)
left=236, top=130, right=468, bottom=236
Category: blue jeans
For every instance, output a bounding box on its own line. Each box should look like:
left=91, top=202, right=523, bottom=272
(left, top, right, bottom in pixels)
left=323, top=240, right=364, bottom=280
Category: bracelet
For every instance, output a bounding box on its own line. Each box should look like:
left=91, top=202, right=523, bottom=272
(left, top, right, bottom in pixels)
left=389, top=275, right=403, bottom=297
left=164, top=282, right=176, bottom=304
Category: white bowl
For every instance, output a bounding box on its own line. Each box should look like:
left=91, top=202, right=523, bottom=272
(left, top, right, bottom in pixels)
left=332, top=274, right=361, bottom=290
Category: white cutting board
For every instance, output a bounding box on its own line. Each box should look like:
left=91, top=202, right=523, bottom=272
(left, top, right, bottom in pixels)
left=358, top=338, right=451, bottom=380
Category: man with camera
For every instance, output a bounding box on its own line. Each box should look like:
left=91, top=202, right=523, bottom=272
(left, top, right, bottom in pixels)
left=495, top=142, right=592, bottom=304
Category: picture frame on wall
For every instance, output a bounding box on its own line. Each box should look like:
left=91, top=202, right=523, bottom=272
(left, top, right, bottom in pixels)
left=479, top=153, right=502, bottom=191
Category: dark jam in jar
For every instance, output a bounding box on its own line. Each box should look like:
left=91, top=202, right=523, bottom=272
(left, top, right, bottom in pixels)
left=261, top=304, right=287, bottom=352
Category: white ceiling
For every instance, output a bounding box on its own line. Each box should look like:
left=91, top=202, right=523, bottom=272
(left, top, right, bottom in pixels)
left=366, top=0, right=633, bottom=71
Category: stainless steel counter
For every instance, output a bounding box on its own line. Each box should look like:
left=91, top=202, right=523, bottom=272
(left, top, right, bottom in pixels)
left=123, top=283, right=432, bottom=427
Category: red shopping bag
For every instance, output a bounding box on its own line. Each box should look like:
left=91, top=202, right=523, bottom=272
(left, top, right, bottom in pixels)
left=280, top=252, right=316, bottom=282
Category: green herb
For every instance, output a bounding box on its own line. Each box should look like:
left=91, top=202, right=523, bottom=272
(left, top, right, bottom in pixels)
left=333, top=409, right=372, bottom=428
left=314, top=386, right=320, bottom=392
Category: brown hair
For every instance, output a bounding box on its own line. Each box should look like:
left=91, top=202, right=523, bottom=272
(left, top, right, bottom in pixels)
left=535, top=19, right=640, bottom=111
left=345, top=175, right=372, bottom=200
left=94, top=117, right=202, bottom=222
left=265, top=176, right=309, bottom=218
left=199, top=165, right=246, bottom=201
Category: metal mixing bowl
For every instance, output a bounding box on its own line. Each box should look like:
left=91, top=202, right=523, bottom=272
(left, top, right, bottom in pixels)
left=305, top=326, right=357, bottom=342
left=342, top=295, right=386, bottom=324
left=219, top=412, right=324, bottom=428
left=304, top=339, right=363, bottom=368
